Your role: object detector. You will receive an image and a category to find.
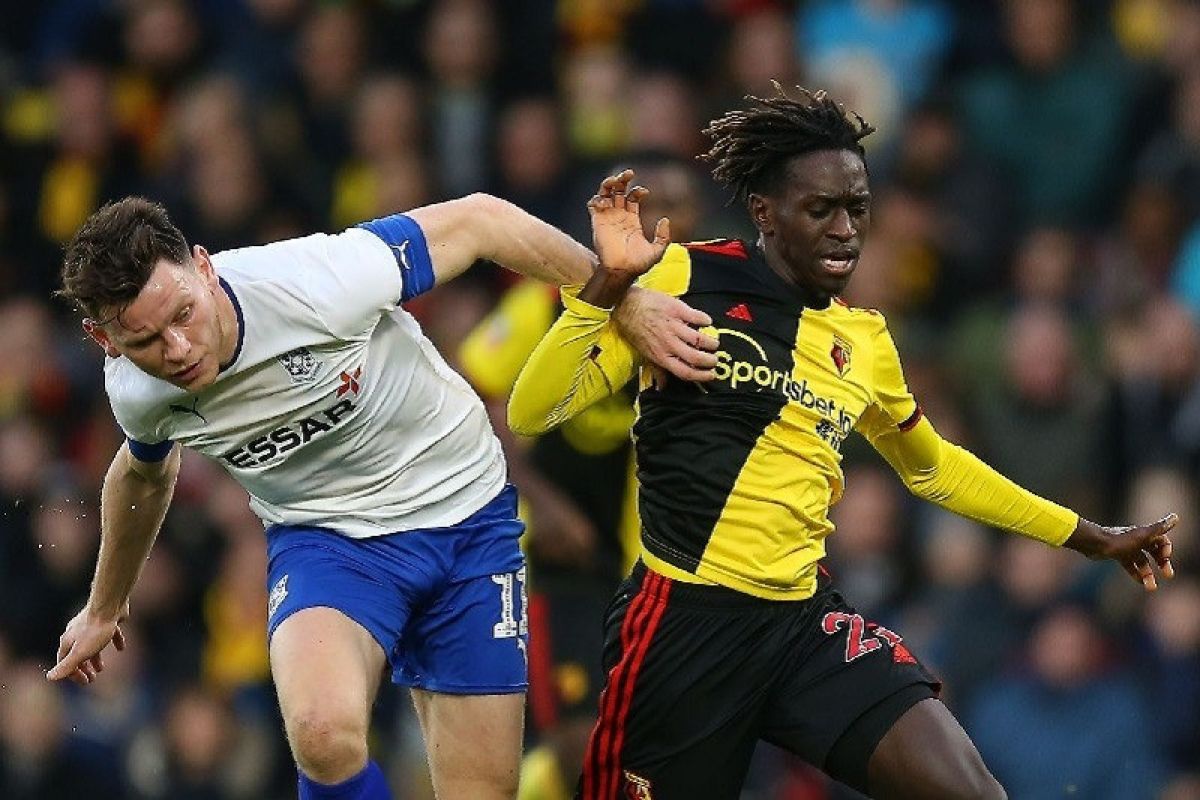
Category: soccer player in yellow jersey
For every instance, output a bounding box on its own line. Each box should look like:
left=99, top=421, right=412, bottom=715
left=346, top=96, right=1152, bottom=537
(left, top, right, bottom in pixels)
left=507, top=88, right=1177, bottom=800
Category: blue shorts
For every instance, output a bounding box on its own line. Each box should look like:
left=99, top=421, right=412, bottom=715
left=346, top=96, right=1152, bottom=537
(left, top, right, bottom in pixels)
left=265, top=485, right=528, bottom=694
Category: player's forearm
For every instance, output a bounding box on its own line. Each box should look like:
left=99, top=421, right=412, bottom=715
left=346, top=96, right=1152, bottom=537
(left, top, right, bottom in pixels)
left=87, top=445, right=180, bottom=618
left=876, top=419, right=1077, bottom=545
left=915, top=444, right=1077, bottom=545
left=479, top=196, right=597, bottom=285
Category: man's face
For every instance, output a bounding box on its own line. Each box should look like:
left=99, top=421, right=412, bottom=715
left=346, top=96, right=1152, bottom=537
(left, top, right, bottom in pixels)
left=86, top=247, right=228, bottom=390
left=753, top=149, right=871, bottom=298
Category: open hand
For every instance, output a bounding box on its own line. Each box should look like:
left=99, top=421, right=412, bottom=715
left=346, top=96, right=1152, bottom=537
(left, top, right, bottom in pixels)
left=588, top=169, right=670, bottom=278
left=1065, top=514, right=1176, bottom=591
left=47, top=602, right=128, bottom=685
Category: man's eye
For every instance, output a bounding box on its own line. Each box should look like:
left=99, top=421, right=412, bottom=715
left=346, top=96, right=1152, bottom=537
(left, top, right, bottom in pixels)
left=178, top=306, right=193, bottom=323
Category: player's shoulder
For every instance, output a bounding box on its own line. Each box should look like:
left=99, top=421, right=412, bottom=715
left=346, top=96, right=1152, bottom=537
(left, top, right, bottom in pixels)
left=215, top=228, right=394, bottom=340
left=212, top=231, right=345, bottom=277
left=103, top=357, right=180, bottom=439
left=638, top=239, right=755, bottom=296
left=821, top=298, right=893, bottom=355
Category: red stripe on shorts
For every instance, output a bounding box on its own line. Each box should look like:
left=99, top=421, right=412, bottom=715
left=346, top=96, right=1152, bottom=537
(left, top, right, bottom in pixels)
left=606, top=574, right=671, bottom=797
left=582, top=573, right=661, bottom=800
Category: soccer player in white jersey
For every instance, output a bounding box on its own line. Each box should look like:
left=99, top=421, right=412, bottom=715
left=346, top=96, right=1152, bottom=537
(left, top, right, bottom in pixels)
left=47, top=193, right=719, bottom=800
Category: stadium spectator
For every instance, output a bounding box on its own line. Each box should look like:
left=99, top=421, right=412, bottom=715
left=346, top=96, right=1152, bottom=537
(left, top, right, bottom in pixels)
left=0, top=2, right=1195, bottom=796
left=968, top=605, right=1166, bottom=799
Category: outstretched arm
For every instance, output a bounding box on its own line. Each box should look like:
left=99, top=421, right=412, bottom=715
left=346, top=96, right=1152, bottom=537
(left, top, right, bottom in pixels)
left=47, top=441, right=180, bottom=684
left=865, top=410, right=1175, bottom=591
left=861, top=317, right=1175, bottom=592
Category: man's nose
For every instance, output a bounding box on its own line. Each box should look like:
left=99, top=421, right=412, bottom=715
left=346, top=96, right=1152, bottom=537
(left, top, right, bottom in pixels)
left=827, top=208, right=855, bottom=241
left=164, top=328, right=190, bottom=361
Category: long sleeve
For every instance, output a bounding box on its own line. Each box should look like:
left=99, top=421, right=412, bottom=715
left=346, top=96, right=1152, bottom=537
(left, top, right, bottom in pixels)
left=856, top=319, right=1078, bottom=545
left=862, top=411, right=1078, bottom=545
left=507, top=288, right=638, bottom=436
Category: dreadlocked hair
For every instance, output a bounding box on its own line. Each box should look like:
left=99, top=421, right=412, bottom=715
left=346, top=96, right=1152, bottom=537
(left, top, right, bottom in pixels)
left=700, top=84, right=875, bottom=204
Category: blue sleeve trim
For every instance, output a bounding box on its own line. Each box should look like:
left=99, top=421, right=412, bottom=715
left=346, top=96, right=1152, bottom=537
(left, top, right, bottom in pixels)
left=357, top=213, right=436, bottom=301
left=127, top=437, right=174, bottom=462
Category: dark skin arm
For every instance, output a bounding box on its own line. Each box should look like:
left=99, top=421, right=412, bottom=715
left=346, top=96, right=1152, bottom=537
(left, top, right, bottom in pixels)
left=1063, top=513, right=1176, bottom=591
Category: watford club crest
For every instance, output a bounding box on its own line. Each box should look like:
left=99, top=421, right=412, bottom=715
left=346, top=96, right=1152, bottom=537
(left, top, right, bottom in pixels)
left=623, top=771, right=653, bottom=799
left=831, top=336, right=852, bottom=377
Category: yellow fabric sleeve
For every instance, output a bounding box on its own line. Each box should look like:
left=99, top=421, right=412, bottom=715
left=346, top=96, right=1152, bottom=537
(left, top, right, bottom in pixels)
left=507, top=243, right=691, bottom=436
left=863, top=415, right=1078, bottom=545
left=857, top=318, right=1078, bottom=545
left=507, top=289, right=638, bottom=436
left=460, top=280, right=559, bottom=400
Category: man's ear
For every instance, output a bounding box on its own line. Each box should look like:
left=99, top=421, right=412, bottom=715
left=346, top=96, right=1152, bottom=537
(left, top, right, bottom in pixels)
left=83, top=319, right=120, bottom=358
left=192, top=245, right=216, bottom=286
left=748, top=193, right=773, bottom=236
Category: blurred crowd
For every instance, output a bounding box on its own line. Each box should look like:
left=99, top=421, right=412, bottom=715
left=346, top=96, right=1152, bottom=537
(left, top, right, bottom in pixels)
left=0, top=0, right=1198, bottom=798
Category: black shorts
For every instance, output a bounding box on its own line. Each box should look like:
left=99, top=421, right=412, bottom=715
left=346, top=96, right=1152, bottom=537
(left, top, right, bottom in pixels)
left=576, top=562, right=941, bottom=800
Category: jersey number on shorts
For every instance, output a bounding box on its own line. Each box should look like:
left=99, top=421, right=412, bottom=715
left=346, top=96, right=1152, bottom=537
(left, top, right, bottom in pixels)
left=492, top=567, right=528, bottom=639
left=821, top=611, right=903, bottom=663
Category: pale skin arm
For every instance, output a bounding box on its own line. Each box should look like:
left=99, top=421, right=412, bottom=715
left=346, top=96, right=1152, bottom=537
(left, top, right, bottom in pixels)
left=406, top=190, right=717, bottom=382
left=47, top=441, right=180, bottom=684
left=408, top=193, right=597, bottom=288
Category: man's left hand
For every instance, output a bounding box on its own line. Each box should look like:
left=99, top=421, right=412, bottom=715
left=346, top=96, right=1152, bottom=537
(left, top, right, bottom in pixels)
left=1064, top=514, right=1177, bottom=591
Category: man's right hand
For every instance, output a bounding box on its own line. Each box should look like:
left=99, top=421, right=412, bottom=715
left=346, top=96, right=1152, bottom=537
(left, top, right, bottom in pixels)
left=47, top=602, right=128, bottom=685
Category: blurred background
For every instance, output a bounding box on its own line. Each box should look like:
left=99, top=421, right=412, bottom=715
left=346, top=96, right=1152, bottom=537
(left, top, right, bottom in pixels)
left=0, top=0, right=1198, bottom=798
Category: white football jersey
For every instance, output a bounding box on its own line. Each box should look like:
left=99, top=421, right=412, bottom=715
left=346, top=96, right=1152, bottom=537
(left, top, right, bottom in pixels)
left=104, top=225, right=507, bottom=537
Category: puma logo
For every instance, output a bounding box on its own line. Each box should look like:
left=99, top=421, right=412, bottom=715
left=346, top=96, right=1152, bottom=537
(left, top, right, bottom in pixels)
left=168, top=397, right=207, bottom=424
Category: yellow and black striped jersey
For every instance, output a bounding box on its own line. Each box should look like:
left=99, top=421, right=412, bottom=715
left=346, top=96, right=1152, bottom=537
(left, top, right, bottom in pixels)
left=509, top=240, right=1078, bottom=600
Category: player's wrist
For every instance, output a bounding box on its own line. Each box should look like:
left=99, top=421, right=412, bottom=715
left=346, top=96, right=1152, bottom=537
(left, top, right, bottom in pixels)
left=578, top=265, right=638, bottom=309
left=1062, top=518, right=1112, bottom=559
left=85, top=595, right=129, bottom=624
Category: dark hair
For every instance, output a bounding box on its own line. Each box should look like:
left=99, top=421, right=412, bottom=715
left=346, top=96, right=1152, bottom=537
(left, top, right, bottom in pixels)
left=58, top=197, right=190, bottom=322
left=700, top=84, right=875, bottom=204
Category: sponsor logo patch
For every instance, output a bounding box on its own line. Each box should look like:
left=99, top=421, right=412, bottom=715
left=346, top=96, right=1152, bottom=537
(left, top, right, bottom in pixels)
left=709, top=328, right=853, bottom=449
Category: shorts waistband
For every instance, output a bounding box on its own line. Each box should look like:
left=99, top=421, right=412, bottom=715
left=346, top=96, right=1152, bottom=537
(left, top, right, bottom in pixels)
left=630, top=560, right=830, bottom=608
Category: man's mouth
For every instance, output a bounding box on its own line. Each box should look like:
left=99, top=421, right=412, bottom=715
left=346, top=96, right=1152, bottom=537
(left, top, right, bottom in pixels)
left=818, top=252, right=859, bottom=275
left=174, top=361, right=201, bottom=381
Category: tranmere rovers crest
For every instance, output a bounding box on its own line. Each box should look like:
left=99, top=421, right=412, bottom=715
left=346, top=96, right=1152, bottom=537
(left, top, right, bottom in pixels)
left=278, top=347, right=321, bottom=384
